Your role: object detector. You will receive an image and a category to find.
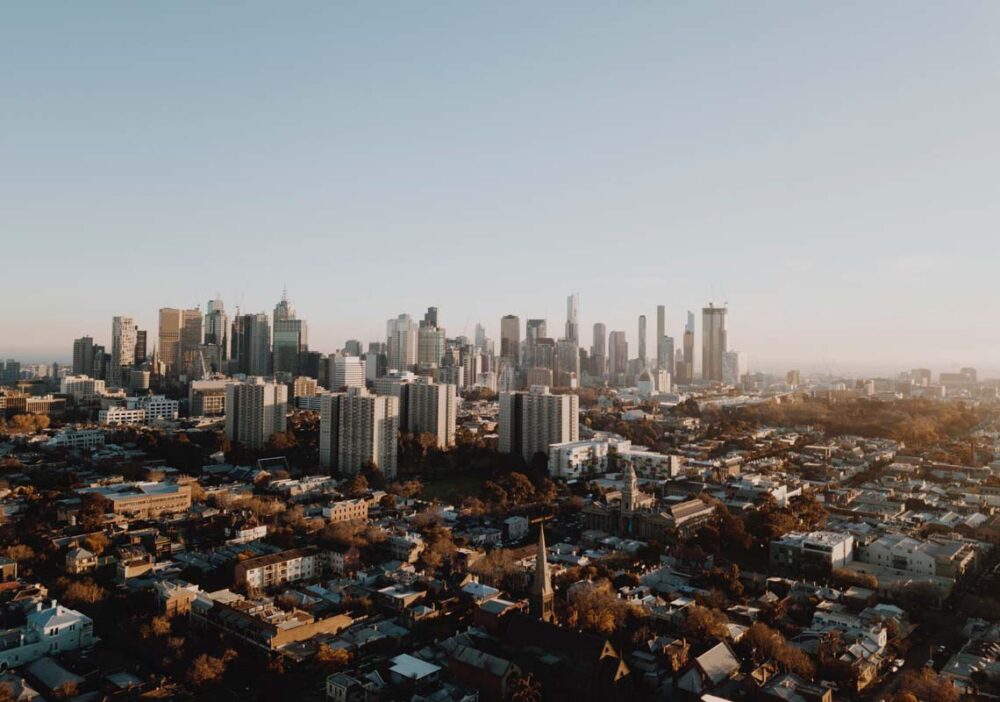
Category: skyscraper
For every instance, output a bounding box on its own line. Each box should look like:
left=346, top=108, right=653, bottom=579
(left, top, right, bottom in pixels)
left=591, top=323, right=607, bottom=378
left=638, top=315, right=647, bottom=367
left=722, top=350, right=747, bottom=386
left=110, top=316, right=136, bottom=389
left=525, top=319, right=547, bottom=368
left=387, top=314, right=418, bottom=371
left=656, top=305, right=667, bottom=370
left=608, top=331, right=628, bottom=381
left=565, top=293, right=579, bottom=344
left=273, top=292, right=307, bottom=378
left=158, top=308, right=182, bottom=376
left=417, top=325, right=446, bottom=366
left=555, top=339, right=580, bottom=387
left=498, top=385, right=579, bottom=462
left=134, top=329, right=147, bottom=365
left=204, top=298, right=228, bottom=358
left=179, top=308, right=203, bottom=378
left=408, top=380, right=457, bottom=449
left=225, top=377, right=288, bottom=450
left=319, top=387, right=399, bottom=479
left=677, top=311, right=695, bottom=384
left=702, top=304, right=728, bottom=383
left=421, top=306, right=439, bottom=329
left=72, top=336, right=95, bottom=377
left=500, top=315, right=521, bottom=367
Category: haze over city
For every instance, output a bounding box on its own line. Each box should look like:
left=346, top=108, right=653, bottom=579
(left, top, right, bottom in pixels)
left=3, top=2, right=1000, bottom=376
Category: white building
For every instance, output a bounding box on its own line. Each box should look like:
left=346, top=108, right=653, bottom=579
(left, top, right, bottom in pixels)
left=225, top=377, right=288, bottom=450
left=234, top=547, right=321, bottom=590
left=770, top=531, right=855, bottom=570
left=387, top=314, right=418, bottom=371
left=500, top=385, right=579, bottom=462
left=99, top=406, right=147, bottom=425
left=319, top=388, right=399, bottom=479
left=60, top=375, right=106, bottom=401
left=722, top=351, right=748, bottom=387
left=46, top=428, right=105, bottom=450
left=0, top=601, right=96, bottom=670
left=407, top=380, right=457, bottom=449
left=333, top=356, right=365, bottom=390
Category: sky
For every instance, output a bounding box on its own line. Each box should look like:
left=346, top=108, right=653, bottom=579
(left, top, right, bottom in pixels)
left=2, top=2, right=999, bottom=377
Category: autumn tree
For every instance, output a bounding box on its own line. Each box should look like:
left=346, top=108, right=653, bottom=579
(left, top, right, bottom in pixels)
left=681, top=604, right=729, bottom=642
left=894, top=669, right=960, bottom=702
left=560, top=579, right=643, bottom=636
left=743, top=622, right=815, bottom=678
left=313, top=644, right=351, bottom=672
left=508, top=672, right=542, bottom=702
left=186, top=653, right=228, bottom=688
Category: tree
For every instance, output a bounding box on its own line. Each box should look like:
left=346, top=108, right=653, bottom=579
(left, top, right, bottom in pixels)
left=83, top=532, right=110, bottom=555
left=186, top=654, right=228, bottom=688
left=894, top=669, right=960, bottom=702
left=560, top=579, right=643, bottom=636
left=743, top=622, right=814, bottom=678
left=344, top=474, right=369, bottom=498
left=507, top=672, right=542, bottom=702
left=61, top=579, right=107, bottom=605
left=313, top=644, right=351, bottom=672
left=681, top=604, right=729, bottom=642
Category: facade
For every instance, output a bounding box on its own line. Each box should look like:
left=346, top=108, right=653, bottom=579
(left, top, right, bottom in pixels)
left=60, top=375, right=106, bottom=401
left=500, top=315, right=520, bottom=367
left=407, top=380, right=457, bottom=449
left=417, top=326, right=446, bottom=367
left=158, top=308, right=182, bottom=376
left=80, top=481, right=193, bottom=519
left=591, top=323, right=607, bottom=378
left=273, top=298, right=308, bottom=379
left=387, top=314, right=418, bottom=371
left=109, top=316, right=136, bottom=389
left=319, top=388, right=400, bottom=478
left=72, top=336, right=96, bottom=377
left=637, top=315, right=647, bottom=366
left=499, top=385, right=579, bottom=462
left=179, top=308, right=204, bottom=378
left=565, top=293, right=579, bottom=344
left=608, top=331, right=628, bottom=382
left=333, top=355, right=365, bottom=390
left=701, top=304, right=727, bottom=383
left=225, top=377, right=288, bottom=450
left=46, top=428, right=105, bottom=450
left=189, top=379, right=227, bottom=416
left=0, top=602, right=96, bottom=671
left=323, top=498, right=369, bottom=524
left=769, top=531, right=855, bottom=571
left=234, top=546, right=322, bottom=590
left=722, top=350, right=748, bottom=386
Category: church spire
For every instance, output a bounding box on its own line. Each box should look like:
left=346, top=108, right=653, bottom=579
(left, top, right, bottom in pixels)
left=530, top=524, right=554, bottom=622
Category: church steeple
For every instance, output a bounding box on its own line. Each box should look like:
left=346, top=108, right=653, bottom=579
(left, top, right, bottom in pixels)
left=530, top=525, right=554, bottom=622
left=622, top=462, right=638, bottom=513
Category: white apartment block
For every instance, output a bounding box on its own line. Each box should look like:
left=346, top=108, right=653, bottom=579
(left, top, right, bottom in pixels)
left=319, top=388, right=399, bottom=479
left=60, top=375, right=106, bottom=401
left=234, top=546, right=321, bottom=590
left=770, top=531, right=855, bottom=571
left=293, top=376, right=319, bottom=398
left=99, top=406, right=147, bottom=425
left=225, top=377, right=288, bottom=450
left=46, top=428, right=105, bottom=450
left=333, top=356, right=365, bottom=390
left=407, top=381, right=457, bottom=449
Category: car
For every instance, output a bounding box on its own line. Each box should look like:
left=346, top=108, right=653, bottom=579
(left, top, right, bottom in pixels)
left=893, top=658, right=905, bottom=668
left=891, top=665, right=900, bottom=674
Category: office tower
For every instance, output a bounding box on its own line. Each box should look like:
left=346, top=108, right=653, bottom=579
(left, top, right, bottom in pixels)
left=417, top=326, right=446, bottom=366
left=158, top=308, right=183, bottom=376
left=657, top=336, right=675, bottom=377
left=608, top=331, right=628, bottom=381
left=722, top=350, right=747, bottom=386
left=204, top=298, right=228, bottom=359
left=656, top=305, right=667, bottom=370
left=462, top=348, right=483, bottom=390
left=273, top=292, right=307, bottom=378
left=1, top=360, right=20, bottom=383
left=61, top=375, right=106, bottom=400
left=387, top=314, right=418, bottom=371
left=134, top=329, right=147, bottom=365
left=702, top=304, right=728, bottom=382
left=591, top=323, right=607, bottom=377
left=408, top=380, right=457, bottom=449
left=525, top=319, right=546, bottom=368
left=109, top=316, right=136, bottom=389
left=344, top=339, right=363, bottom=357
left=500, top=315, right=521, bottom=367
left=92, top=345, right=107, bottom=380
left=475, top=323, right=487, bottom=352
left=365, top=349, right=388, bottom=383
left=72, top=336, right=95, bottom=376
left=248, top=314, right=272, bottom=376
left=179, top=309, right=204, bottom=378
left=676, top=311, right=695, bottom=383
left=565, top=293, right=579, bottom=344
left=499, top=385, right=579, bottom=462
left=224, top=377, right=288, bottom=450
left=333, top=355, right=365, bottom=390
left=421, top=306, right=439, bottom=329
left=787, top=370, right=801, bottom=388
left=638, top=315, right=647, bottom=367
left=319, top=387, right=399, bottom=478
left=555, top=339, right=580, bottom=387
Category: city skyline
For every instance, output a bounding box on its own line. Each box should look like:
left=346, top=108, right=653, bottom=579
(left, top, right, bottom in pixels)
left=4, top=3, right=1000, bottom=375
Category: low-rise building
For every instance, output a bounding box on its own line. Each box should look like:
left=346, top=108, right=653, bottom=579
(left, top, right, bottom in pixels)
left=769, top=531, right=855, bottom=572
left=234, top=546, right=322, bottom=590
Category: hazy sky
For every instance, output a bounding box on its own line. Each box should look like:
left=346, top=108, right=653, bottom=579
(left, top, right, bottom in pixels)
left=3, top=2, right=999, bottom=376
